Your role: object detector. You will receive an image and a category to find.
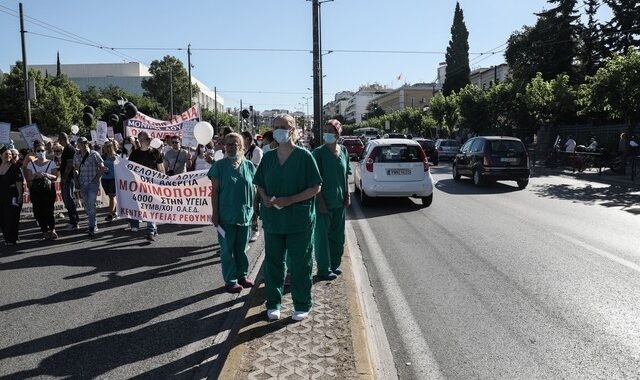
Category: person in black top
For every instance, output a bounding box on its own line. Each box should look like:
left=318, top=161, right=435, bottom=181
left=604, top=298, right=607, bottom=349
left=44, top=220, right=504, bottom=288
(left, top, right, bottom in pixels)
left=128, top=131, right=165, bottom=241
left=0, top=149, right=24, bottom=245
left=58, top=133, right=80, bottom=229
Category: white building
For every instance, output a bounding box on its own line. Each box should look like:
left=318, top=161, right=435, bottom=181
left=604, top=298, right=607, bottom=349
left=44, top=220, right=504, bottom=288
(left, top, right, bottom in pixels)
left=469, top=64, right=511, bottom=89
left=343, top=85, right=391, bottom=124
left=25, top=62, right=224, bottom=112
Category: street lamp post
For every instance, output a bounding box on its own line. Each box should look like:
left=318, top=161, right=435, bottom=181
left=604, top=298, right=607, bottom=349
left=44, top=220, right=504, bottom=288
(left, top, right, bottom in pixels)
left=169, top=66, right=174, bottom=118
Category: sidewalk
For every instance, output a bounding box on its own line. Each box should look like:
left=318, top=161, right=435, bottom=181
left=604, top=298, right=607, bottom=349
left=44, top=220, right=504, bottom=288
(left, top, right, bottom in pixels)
left=214, top=244, right=375, bottom=379
left=532, top=165, right=640, bottom=188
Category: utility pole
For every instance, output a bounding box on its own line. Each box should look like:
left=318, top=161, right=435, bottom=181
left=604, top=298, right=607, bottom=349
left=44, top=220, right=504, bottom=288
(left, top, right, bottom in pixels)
left=312, top=0, right=321, bottom=146
left=19, top=3, right=31, bottom=125
left=169, top=66, right=174, bottom=117
left=187, top=44, right=193, bottom=107
left=214, top=86, right=218, bottom=134
left=239, top=99, right=243, bottom=128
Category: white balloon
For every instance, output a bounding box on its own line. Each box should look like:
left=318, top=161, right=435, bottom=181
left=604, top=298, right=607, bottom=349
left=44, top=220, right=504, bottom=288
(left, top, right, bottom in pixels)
left=194, top=121, right=214, bottom=146
left=71, top=125, right=79, bottom=134
left=150, top=138, right=162, bottom=149
left=213, top=150, right=225, bottom=161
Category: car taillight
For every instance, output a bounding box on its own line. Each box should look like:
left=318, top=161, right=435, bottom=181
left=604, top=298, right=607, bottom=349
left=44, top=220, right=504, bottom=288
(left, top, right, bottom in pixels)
left=418, top=147, right=430, bottom=172
left=483, top=155, right=492, bottom=166
left=366, top=148, right=378, bottom=172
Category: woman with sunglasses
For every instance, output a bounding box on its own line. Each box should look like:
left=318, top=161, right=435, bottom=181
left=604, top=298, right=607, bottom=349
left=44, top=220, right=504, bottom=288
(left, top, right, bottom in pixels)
left=0, top=149, right=24, bottom=245
left=254, top=114, right=322, bottom=321
left=24, top=141, right=59, bottom=240
left=209, top=133, right=257, bottom=293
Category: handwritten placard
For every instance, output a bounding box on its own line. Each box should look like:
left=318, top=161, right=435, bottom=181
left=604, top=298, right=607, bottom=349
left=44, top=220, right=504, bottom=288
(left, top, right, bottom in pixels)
left=96, top=121, right=108, bottom=145
left=0, top=122, right=10, bottom=145
left=19, top=124, right=44, bottom=149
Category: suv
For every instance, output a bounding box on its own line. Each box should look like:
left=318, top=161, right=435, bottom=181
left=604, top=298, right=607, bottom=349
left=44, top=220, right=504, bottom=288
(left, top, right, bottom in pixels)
left=452, top=136, right=530, bottom=189
left=434, top=139, right=461, bottom=160
left=340, top=137, right=364, bottom=160
left=354, top=138, right=434, bottom=207
left=414, top=138, right=439, bottom=165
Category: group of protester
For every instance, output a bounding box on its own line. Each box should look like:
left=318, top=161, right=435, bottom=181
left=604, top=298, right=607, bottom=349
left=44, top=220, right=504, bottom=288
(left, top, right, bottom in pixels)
left=209, top=114, right=351, bottom=322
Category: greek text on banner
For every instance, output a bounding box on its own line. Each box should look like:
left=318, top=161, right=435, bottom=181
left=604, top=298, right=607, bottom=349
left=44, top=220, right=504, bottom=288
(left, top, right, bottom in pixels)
left=114, top=157, right=213, bottom=225
left=125, top=106, right=200, bottom=140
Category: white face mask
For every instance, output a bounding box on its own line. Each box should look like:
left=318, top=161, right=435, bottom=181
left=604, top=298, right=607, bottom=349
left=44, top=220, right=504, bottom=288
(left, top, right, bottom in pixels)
left=262, top=145, right=271, bottom=154
left=273, top=129, right=290, bottom=144
left=124, top=143, right=133, bottom=151
left=36, top=151, right=46, bottom=160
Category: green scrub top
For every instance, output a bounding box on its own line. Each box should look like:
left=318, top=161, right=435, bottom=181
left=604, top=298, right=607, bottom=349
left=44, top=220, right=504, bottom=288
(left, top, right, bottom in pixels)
left=208, top=158, right=256, bottom=226
left=254, top=146, right=323, bottom=234
left=313, top=144, right=352, bottom=209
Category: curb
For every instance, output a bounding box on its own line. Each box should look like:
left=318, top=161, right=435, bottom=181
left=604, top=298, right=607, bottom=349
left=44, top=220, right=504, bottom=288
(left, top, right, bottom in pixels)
left=532, top=166, right=640, bottom=188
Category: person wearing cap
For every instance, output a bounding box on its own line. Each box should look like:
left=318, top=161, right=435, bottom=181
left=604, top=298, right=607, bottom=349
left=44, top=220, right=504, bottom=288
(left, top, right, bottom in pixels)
left=253, top=114, right=322, bottom=321
left=312, top=119, right=351, bottom=280
left=73, top=137, right=105, bottom=238
left=58, top=132, right=80, bottom=230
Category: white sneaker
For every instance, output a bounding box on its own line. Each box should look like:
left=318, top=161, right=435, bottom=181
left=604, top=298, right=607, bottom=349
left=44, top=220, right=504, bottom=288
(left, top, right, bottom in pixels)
left=267, top=309, right=280, bottom=321
left=292, top=310, right=310, bottom=321
left=249, top=230, right=260, bottom=243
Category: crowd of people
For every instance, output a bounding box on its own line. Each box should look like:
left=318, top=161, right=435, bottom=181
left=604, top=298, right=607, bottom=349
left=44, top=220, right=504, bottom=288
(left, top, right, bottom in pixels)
left=1, top=114, right=350, bottom=321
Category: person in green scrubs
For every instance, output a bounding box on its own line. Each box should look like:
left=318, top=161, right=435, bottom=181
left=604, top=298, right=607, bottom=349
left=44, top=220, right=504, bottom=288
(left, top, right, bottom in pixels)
left=209, top=133, right=257, bottom=294
left=254, top=114, right=322, bottom=321
left=313, top=119, right=352, bottom=280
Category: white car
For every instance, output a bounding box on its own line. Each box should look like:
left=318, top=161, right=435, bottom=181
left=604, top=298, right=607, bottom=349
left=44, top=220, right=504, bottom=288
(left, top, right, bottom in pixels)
left=354, top=138, right=434, bottom=207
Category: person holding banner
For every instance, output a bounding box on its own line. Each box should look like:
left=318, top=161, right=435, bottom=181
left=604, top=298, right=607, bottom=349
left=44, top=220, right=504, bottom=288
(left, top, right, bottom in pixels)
left=253, top=114, right=322, bottom=321
left=209, top=132, right=257, bottom=294
left=128, top=131, right=164, bottom=241
left=74, top=138, right=105, bottom=238
left=25, top=141, right=59, bottom=240
left=312, top=119, right=351, bottom=281
left=0, top=149, right=24, bottom=245
left=164, top=136, right=191, bottom=175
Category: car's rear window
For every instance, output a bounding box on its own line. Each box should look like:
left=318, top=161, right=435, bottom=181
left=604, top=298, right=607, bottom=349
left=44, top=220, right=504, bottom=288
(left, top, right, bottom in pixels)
left=419, top=140, right=435, bottom=149
left=489, top=140, right=525, bottom=154
left=439, top=140, right=459, bottom=147
left=375, top=145, right=421, bottom=163
left=342, top=139, right=362, bottom=146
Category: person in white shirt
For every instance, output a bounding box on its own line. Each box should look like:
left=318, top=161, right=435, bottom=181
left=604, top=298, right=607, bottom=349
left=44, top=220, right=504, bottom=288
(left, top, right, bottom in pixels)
left=192, top=144, right=214, bottom=171
left=564, top=135, right=576, bottom=152
left=585, top=137, right=598, bottom=152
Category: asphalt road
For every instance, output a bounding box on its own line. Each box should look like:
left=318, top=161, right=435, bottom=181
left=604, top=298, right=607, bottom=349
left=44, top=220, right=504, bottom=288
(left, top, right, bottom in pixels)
left=349, top=162, right=640, bottom=379
left=0, top=215, right=263, bottom=379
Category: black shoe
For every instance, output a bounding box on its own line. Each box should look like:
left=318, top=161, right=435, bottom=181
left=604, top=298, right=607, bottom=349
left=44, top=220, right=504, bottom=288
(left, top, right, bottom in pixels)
left=332, top=268, right=343, bottom=276
left=317, top=272, right=338, bottom=281
left=145, top=233, right=155, bottom=242
left=105, top=214, right=113, bottom=222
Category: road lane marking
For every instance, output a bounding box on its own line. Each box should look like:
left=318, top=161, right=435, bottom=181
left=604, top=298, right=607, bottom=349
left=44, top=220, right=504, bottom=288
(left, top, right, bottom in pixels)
left=351, top=199, right=444, bottom=379
left=555, top=232, right=640, bottom=274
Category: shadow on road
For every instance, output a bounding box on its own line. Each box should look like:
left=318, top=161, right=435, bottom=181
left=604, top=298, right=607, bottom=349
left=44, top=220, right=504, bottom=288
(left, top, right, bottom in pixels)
left=348, top=195, right=424, bottom=220
left=435, top=178, right=522, bottom=195
left=532, top=183, right=640, bottom=215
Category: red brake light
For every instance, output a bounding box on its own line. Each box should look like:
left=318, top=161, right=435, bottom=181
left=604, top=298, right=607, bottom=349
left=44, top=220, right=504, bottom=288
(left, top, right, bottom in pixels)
left=483, top=154, right=492, bottom=166
left=366, top=148, right=378, bottom=172
left=418, top=146, right=430, bottom=172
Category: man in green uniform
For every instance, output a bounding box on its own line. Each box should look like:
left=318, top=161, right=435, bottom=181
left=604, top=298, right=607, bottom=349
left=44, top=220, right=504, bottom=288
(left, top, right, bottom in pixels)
left=254, top=114, right=322, bottom=321
left=313, top=119, right=351, bottom=280
left=209, top=133, right=257, bottom=293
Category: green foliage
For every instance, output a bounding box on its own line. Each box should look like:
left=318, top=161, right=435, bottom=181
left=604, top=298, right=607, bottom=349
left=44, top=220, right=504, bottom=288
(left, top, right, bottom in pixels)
left=357, top=108, right=436, bottom=138
left=581, top=48, right=640, bottom=131
left=141, top=55, right=200, bottom=115
left=443, top=2, right=470, bottom=96
left=457, top=85, right=491, bottom=134
left=201, top=108, right=239, bottom=133
left=365, top=102, right=385, bottom=119
left=601, top=0, right=640, bottom=58
left=523, top=73, right=576, bottom=126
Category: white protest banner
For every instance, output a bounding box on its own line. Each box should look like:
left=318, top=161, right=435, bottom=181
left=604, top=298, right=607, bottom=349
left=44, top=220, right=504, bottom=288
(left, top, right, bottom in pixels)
left=96, top=121, right=108, bottom=144
left=107, top=126, right=115, bottom=139
left=90, top=130, right=97, bottom=143
left=125, top=105, right=200, bottom=140
left=114, top=133, right=124, bottom=143
left=19, top=124, right=44, bottom=149
left=0, top=122, right=10, bottom=144
left=180, top=119, right=199, bottom=148
left=20, top=178, right=109, bottom=219
left=114, top=157, right=213, bottom=225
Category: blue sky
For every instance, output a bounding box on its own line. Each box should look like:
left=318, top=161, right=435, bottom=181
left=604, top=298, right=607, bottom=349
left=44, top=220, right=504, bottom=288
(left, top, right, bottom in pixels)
left=0, top=0, right=612, bottom=113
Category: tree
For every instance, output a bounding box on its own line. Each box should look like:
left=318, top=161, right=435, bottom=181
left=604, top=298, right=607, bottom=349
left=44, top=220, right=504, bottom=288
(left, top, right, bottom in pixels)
left=201, top=108, right=239, bottom=134
left=601, top=0, right=640, bottom=57
left=581, top=48, right=640, bottom=134
left=487, top=81, right=532, bottom=136
left=365, top=102, right=385, bottom=120
left=457, top=85, right=492, bottom=135
left=141, top=55, right=199, bottom=115
left=429, top=93, right=447, bottom=129
left=443, top=2, right=470, bottom=96
left=579, top=0, right=605, bottom=78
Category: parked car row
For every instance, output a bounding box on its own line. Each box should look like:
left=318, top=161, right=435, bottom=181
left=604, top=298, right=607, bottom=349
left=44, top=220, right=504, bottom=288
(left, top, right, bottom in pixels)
left=347, top=135, right=530, bottom=208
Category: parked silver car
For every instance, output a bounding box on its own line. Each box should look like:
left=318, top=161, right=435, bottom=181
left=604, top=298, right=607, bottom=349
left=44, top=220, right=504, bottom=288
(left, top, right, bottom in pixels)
left=434, top=139, right=461, bottom=160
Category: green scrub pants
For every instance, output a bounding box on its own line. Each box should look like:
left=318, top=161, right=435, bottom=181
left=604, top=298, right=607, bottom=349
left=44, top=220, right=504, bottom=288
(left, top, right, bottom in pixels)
left=314, top=206, right=346, bottom=276
left=264, top=228, right=314, bottom=312
left=218, top=224, right=250, bottom=285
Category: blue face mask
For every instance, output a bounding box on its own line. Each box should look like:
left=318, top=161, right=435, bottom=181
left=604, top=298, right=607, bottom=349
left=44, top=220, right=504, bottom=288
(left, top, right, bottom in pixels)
left=323, top=133, right=337, bottom=144
left=227, top=152, right=239, bottom=159
left=273, top=129, right=290, bottom=144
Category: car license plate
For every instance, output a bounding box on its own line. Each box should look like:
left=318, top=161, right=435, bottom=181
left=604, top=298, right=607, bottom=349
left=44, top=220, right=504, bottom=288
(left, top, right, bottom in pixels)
left=387, top=168, right=411, bottom=175
left=501, top=158, right=518, bottom=163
